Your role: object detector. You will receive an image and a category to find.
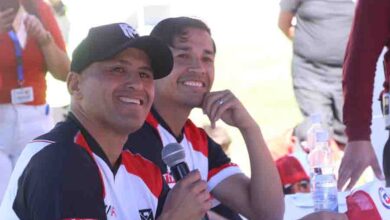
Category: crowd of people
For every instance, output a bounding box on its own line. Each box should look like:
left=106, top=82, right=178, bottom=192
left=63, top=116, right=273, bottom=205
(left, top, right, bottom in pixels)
left=0, top=0, right=388, bottom=219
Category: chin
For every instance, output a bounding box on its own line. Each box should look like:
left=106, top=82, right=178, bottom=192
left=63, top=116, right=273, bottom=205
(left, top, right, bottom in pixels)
left=114, top=114, right=146, bottom=132
left=186, top=98, right=204, bottom=108
left=117, top=122, right=143, bottom=135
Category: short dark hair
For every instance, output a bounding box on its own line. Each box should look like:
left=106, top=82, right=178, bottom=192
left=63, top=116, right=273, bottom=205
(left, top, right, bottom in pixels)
left=150, top=17, right=216, bottom=53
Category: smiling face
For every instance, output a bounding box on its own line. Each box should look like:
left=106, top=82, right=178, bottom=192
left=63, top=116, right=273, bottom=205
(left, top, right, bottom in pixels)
left=70, top=48, right=154, bottom=134
left=154, top=27, right=215, bottom=109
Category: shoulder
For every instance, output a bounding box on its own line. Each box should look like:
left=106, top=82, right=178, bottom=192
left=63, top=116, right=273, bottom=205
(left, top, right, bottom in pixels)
left=126, top=122, right=163, bottom=159
left=280, top=0, right=301, bottom=12
left=184, top=120, right=209, bottom=155
left=34, top=0, right=54, bottom=18
left=122, top=150, right=163, bottom=197
left=128, top=122, right=159, bottom=142
left=21, top=120, right=95, bottom=180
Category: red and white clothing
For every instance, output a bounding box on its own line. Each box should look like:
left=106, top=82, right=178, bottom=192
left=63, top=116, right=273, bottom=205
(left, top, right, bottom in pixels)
left=126, top=108, right=243, bottom=219
left=0, top=0, right=66, bottom=105
left=0, top=0, right=67, bottom=163
left=0, top=113, right=168, bottom=220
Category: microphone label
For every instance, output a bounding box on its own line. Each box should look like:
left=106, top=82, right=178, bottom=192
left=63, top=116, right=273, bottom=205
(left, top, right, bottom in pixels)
left=163, top=173, right=176, bottom=187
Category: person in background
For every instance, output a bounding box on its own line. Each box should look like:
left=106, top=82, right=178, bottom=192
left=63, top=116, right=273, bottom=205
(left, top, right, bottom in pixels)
left=0, top=0, right=69, bottom=166
left=48, top=0, right=69, bottom=43
left=276, top=155, right=310, bottom=194
left=203, top=125, right=232, bottom=154
left=126, top=16, right=285, bottom=220
left=338, top=0, right=389, bottom=190
left=0, top=23, right=211, bottom=220
left=0, top=0, right=69, bottom=204
left=278, top=0, right=355, bottom=150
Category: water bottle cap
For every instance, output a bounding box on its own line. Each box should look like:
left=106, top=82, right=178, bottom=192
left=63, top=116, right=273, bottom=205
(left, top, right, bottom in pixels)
left=315, top=131, right=329, bottom=142
left=310, top=113, right=322, bottom=124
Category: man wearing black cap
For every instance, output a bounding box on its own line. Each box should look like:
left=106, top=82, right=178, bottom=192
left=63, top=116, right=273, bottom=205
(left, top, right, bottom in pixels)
left=0, top=23, right=211, bottom=220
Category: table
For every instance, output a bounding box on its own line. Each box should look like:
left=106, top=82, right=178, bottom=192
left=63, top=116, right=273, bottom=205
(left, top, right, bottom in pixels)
left=284, top=191, right=349, bottom=219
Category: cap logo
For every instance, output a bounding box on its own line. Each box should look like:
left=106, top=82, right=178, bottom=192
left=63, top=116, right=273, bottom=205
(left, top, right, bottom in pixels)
left=378, top=187, right=390, bottom=209
left=119, top=24, right=138, bottom=39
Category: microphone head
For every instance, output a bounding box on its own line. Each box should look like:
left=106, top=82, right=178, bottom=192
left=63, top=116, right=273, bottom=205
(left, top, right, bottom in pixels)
left=161, top=143, right=186, bottom=168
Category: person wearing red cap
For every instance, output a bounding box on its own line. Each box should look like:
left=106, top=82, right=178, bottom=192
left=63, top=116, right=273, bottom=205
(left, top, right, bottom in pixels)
left=276, top=155, right=310, bottom=194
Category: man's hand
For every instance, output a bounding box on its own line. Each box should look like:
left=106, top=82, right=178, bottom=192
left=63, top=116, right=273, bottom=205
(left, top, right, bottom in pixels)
left=300, top=211, right=348, bottom=220
left=0, top=8, right=16, bottom=33
left=202, top=90, right=256, bottom=130
left=159, top=170, right=211, bottom=220
left=337, top=140, right=383, bottom=190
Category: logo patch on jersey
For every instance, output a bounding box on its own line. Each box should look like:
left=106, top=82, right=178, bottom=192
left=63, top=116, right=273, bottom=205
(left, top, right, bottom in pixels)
left=379, top=187, right=390, bottom=209
left=139, top=209, right=154, bottom=220
left=105, top=205, right=117, bottom=217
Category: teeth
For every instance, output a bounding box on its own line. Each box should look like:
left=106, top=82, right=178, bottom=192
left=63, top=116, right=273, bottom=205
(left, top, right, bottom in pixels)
left=119, top=97, right=141, bottom=105
left=183, top=81, right=203, bottom=87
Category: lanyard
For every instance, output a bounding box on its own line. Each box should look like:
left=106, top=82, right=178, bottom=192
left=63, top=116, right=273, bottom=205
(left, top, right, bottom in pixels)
left=8, top=30, right=24, bottom=86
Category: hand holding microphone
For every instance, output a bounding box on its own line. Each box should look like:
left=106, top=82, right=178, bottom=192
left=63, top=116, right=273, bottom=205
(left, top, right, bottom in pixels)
left=161, top=143, right=211, bottom=220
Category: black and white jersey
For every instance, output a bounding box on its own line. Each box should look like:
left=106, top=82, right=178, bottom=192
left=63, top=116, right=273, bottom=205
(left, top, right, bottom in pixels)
left=0, top=113, right=167, bottom=220
left=126, top=108, right=242, bottom=219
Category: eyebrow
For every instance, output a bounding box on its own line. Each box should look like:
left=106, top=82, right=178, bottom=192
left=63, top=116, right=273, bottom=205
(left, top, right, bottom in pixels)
left=173, top=46, right=215, bottom=56
left=113, top=59, right=153, bottom=72
left=138, top=66, right=153, bottom=72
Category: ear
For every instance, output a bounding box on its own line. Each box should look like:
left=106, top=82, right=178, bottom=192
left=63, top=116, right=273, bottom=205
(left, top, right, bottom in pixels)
left=67, top=72, right=83, bottom=99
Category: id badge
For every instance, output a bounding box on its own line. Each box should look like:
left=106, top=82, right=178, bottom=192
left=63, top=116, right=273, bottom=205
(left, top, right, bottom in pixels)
left=11, top=86, right=34, bottom=104
left=383, top=93, right=390, bottom=129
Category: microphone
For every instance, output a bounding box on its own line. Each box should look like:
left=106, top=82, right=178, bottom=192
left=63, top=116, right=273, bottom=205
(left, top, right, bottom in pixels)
left=161, top=143, right=190, bottom=181
left=161, top=143, right=209, bottom=220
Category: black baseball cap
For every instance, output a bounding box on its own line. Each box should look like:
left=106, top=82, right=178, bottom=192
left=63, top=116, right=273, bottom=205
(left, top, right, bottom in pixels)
left=70, top=23, right=173, bottom=79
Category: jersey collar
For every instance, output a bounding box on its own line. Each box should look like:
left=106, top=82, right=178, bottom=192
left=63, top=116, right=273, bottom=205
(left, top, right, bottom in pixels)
left=67, top=112, right=122, bottom=174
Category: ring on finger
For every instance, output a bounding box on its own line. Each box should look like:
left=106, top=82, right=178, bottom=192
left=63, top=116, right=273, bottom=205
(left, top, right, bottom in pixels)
left=218, top=99, right=224, bottom=105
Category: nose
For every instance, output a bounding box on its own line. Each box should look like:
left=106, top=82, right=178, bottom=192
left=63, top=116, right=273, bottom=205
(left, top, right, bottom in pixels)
left=188, top=56, right=205, bottom=75
left=124, top=72, right=143, bottom=90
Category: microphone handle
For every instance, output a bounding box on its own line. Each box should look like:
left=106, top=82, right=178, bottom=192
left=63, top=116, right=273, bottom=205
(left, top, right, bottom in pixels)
left=171, top=163, right=209, bottom=220
left=171, top=162, right=190, bottom=181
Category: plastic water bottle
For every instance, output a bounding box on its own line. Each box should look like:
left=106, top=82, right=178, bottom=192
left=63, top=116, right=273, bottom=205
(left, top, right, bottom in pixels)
left=306, top=113, right=326, bottom=151
left=308, top=131, right=339, bottom=212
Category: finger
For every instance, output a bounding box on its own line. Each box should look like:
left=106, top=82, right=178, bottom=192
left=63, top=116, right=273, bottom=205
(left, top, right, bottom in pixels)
left=202, top=92, right=222, bottom=116
left=202, top=92, right=224, bottom=124
left=2, top=12, right=15, bottom=24
left=24, top=16, right=32, bottom=31
left=210, top=92, right=231, bottom=122
left=212, top=94, right=234, bottom=122
left=337, top=175, right=348, bottom=190
left=0, top=23, right=12, bottom=32
left=180, top=170, right=201, bottom=185
left=202, top=197, right=212, bottom=213
left=346, top=171, right=362, bottom=191
left=0, top=8, right=15, bottom=17
left=371, top=158, right=385, bottom=180
left=210, top=120, right=216, bottom=129
left=337, top=166, right=350, bottom=190
left=195, top=186, right=210, bottom=201
left=191, top=180, right=208, bottom=195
